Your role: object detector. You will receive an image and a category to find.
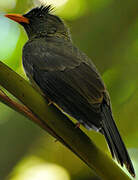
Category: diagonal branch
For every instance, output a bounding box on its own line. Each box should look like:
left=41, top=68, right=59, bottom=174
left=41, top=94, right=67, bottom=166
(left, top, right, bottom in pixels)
left=0, top=61, right=131, bottom=180
left=0, top=88, right=62, bottom=139
left=0, top=88, right=80, bottom=155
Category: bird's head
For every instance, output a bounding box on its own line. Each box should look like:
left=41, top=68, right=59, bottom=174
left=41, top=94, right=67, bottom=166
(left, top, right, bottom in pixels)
left=5, top=5, right=70, bottom=40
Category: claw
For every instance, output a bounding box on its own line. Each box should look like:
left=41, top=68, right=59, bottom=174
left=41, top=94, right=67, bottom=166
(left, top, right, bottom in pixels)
left=75, top=122, right=81, bottom=128
left=54, top=139, right=58, bottom=142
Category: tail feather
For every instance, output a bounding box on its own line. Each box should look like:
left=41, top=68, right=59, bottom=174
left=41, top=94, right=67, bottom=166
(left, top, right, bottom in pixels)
left=101, top=102, right=135, bottom=177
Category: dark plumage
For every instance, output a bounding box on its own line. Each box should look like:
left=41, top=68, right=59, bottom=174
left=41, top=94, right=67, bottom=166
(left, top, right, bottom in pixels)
left=5, top=5, right=135, bottom=177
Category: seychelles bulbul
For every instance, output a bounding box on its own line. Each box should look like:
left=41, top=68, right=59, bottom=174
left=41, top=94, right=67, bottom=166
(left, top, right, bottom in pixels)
left=5, top=5, right=135, bottom=177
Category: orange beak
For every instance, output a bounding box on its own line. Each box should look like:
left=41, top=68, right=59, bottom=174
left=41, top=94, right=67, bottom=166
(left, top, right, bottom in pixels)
left=5, top=14, right=29, bottom=24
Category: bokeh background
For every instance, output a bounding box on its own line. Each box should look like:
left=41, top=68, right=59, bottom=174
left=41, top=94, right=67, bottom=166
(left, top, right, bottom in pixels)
left=0, top=0, right=138, bottom=179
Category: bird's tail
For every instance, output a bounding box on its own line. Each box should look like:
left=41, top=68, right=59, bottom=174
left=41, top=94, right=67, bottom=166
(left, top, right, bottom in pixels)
left=101, top=102, right=135, bottom=177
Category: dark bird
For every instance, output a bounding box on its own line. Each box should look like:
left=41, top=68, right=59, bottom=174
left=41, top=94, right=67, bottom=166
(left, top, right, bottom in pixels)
left=5, top=5, right=135, bottom=177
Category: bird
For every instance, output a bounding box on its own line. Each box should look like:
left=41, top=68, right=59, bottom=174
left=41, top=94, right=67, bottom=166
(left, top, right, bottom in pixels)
left=5, top=5, right=135, bottom=177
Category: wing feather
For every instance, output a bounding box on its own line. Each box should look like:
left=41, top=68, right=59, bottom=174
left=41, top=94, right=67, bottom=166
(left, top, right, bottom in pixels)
left=23, top=38, right=109, bottom=129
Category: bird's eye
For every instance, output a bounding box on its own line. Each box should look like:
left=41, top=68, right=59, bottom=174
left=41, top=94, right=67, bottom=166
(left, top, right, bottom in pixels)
left=39, top=14, right=43, bottom=17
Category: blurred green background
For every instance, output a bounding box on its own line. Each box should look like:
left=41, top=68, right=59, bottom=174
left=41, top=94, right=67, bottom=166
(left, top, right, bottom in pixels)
left=0, top=0, right=138, bottom=179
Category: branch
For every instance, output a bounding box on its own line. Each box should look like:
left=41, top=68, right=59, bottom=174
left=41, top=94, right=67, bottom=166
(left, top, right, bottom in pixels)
left=0, top=61, right=131, bottom=180
left=0, top=85, right=79, bottom=154
left=0, top=89, right=63, bottom=140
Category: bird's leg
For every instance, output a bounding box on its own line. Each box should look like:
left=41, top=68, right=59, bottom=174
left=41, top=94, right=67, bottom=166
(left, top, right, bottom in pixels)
left=75, top=122, right=81, bottom=129
left=54, top=139, right=58, bottom=143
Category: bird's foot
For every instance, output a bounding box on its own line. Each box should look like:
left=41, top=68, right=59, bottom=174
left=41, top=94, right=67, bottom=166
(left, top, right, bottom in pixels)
left=75, top=122, right=81, bottom=129
left=54, top=139, right=58, bottom=143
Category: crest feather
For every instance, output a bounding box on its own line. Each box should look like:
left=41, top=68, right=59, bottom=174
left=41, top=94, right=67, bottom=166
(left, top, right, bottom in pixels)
left=24, top=5, right=54, bottom=17
left=37, top=5, right=53, bottom=14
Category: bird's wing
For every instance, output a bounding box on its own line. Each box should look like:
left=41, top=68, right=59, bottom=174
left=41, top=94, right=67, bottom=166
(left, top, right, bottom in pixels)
left=23, top=39, right=135, bottom=176
left=23, top=39, right=109, bottom=129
